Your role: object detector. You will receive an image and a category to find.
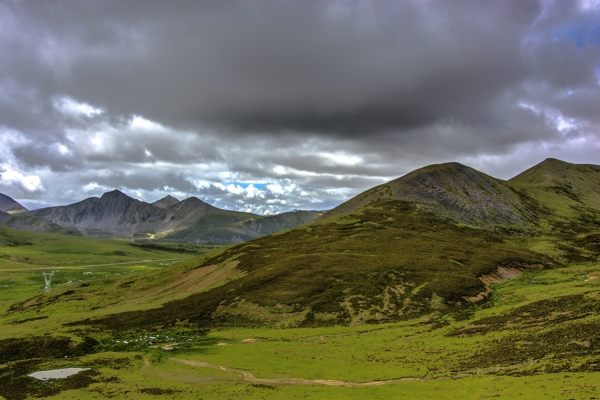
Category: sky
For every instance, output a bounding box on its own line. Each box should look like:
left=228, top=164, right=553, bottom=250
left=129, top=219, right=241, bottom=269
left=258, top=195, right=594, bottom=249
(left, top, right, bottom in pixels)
left=1, top=0, right=599, bottom=214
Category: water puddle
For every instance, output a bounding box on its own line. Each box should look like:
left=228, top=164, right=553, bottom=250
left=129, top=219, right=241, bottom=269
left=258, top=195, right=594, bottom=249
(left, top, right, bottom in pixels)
left=28, top=368, right=90, bottom=380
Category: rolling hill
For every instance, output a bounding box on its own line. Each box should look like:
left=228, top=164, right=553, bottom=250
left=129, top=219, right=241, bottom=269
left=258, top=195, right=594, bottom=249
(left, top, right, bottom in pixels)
left=314, top=162, right=535, bottom=227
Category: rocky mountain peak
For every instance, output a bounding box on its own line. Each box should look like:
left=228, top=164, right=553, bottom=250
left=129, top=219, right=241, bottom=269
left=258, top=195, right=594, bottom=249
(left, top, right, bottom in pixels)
left=100, top=189, right=130, bottom=199
left=151, top=195, right=181, bottom=209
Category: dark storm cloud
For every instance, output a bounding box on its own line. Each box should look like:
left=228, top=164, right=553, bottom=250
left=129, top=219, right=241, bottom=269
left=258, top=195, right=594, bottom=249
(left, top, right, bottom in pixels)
left=3, top=0, right=598, bottom=140
left=0, top=0, right=544, bottom=135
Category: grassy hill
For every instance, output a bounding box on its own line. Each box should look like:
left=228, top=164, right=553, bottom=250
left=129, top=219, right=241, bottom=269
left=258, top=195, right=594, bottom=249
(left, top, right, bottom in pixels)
left=509, top=158, right=600, bottom=222
left=314, top=162, right=536, bottom=228
left=86, top=200, right=547, bottom=331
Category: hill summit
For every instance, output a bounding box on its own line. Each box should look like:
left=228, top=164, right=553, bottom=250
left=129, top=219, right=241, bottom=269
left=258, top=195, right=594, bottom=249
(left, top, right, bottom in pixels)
left=316, top=162, right=533, bottom=227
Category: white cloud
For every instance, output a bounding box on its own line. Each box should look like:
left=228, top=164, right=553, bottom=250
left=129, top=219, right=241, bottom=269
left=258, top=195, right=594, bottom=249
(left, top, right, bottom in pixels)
left=225, top=183, right=245, bottom=195
left=83, top=182, right=100, bottom=191
left=266, top=184, right=284, bottom=195
left=318, top=152, right=362, bottom=166
left=0, top=167, right=44, bottom=192
left=130, top=116, right=166, bottom=132
left=53, top=96, right=103, bottom=118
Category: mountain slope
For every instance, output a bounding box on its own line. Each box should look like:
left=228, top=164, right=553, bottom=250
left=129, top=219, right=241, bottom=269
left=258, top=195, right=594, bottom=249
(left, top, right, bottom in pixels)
left=509, top=158, right=600, bottom=219
left=0, top=211, right=81, bottom=236
left=91, top=199, right=548, bottom=331
left=0, top=193, right=27, bottom=214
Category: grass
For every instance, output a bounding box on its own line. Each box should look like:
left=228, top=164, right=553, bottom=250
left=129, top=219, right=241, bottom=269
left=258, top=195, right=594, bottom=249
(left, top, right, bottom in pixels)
left=0, top=226, right=222, bottom=269
left=1, top=256, right=598, bottom=398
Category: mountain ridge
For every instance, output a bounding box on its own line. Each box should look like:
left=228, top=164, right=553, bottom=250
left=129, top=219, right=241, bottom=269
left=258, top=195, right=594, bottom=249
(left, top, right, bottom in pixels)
left=314, top=158, right=600, bottom=230
left=5, top=189, right=319, bottom=243
left=151, top=195, right=180, bottom=209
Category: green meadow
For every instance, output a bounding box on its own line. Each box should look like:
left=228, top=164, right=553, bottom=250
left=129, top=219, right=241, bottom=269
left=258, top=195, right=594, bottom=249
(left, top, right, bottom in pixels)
left=0, top=261, right=599, bottom=399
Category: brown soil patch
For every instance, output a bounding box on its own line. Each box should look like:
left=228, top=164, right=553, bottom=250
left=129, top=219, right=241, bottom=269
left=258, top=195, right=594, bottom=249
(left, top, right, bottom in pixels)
left=119, top=260, right=243, bottom=307
left=479, top=266, right=523, bottom=285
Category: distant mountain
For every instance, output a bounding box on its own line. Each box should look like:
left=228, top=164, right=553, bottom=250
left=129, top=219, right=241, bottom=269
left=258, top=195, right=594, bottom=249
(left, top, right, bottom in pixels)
left=0, top=193, right=27, bottom=213
left=17, top=189, right=318, bottom=243
left=151, top=195, right=180, bottom=209
left=0, top=195, right=81, bottom=236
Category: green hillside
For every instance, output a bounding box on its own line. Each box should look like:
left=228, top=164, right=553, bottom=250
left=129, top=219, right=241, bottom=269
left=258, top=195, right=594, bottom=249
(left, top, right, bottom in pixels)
left=509, top=158, right=600, bottom=222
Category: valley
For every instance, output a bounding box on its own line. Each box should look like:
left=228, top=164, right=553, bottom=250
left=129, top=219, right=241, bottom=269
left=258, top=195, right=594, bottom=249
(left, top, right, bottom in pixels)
left=0, top=158, right=599, bottom=399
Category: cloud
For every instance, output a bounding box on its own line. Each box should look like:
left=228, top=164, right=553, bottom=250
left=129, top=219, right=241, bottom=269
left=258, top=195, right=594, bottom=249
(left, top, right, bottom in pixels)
left=53, top=96, right=103, bottom=118
left=0, top=166, right=44, bottom=193
left=0, top=0, right=598, bottom=212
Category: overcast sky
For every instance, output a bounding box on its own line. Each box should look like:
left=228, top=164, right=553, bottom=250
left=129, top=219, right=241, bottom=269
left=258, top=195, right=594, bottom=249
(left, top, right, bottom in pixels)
left=1, top=0, right=599, bottom=214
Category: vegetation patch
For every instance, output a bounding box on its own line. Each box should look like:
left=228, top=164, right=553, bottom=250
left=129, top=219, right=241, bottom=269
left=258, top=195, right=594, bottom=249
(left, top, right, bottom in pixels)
left=451, top=293, right=600, bottom=336
left=0, top=336, right=98, bottom=363
left=140, top=387, right=182, bottom=395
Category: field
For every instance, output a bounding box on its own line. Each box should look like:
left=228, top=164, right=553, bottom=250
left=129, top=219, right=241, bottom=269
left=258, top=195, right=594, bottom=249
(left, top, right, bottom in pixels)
left=0, top=261, right=599, bottom=399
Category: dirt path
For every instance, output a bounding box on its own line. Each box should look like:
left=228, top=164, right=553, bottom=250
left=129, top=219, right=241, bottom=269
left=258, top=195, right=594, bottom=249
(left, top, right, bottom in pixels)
left=169, top=357, right=545, bottom=387
left=169, top=358, right=441, bottom=386
left=0, top=258, right=189, bottom=272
